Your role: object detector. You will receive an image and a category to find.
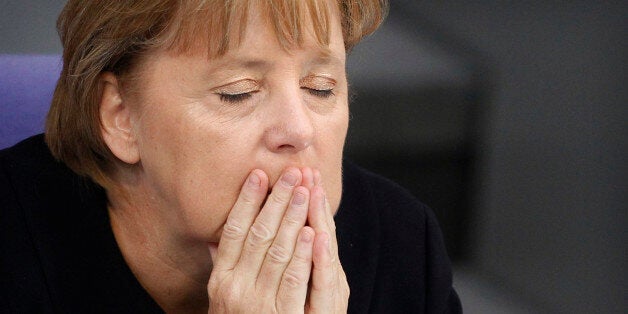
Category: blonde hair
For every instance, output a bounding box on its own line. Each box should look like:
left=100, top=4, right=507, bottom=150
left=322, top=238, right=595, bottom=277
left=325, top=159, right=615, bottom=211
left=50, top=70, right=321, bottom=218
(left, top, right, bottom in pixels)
left=46, top=0, right=388, bottom=188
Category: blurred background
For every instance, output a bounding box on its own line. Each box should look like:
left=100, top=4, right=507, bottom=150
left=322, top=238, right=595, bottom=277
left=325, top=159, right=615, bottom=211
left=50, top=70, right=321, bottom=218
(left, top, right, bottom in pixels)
left=1, top=1, right=626, bottom=313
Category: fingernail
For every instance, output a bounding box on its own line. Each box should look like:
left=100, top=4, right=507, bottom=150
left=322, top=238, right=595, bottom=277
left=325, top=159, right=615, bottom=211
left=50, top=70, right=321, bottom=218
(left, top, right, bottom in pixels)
left=301, top=230, right=313, bottom=243
left=281, top=171, right=298, bottom=187
left=292, top=190, right=306, bottom=205
left=248, top=172, right=260, bottom=187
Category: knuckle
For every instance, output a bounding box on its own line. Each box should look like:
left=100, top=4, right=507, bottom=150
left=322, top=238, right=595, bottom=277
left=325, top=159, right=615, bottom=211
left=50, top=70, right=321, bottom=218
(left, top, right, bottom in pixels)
left=291, top=250, right=308, bottom=264
left=281, top=215, right=302, bottom=228
left=326, top=220, right=337, bottom=234
left=267, top=190, right=290, bottom=205
left=282, top=268, right=307, bottom=288
left=216, top=290, right=242, bottom=309
left=267, top=244, right=292, bottom=264
left=338, top=267, right=348, bottom=283
left=222, top=218, right=246, bottom=240
left=240, top=192, right=258, bottom=207
left=224, top=289, right=242, bottom=306
left=208, top=281, right=240, bottom=305
left=247, top=222, right=274, bottom=247
left=340, top=277, right=350, bottom=295
left=335, top=269, right=350, bottom=297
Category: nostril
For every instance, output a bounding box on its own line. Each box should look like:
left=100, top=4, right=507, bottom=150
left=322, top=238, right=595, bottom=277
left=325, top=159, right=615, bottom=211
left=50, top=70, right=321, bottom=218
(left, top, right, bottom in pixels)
left=264, top=124, right=313, bottom=153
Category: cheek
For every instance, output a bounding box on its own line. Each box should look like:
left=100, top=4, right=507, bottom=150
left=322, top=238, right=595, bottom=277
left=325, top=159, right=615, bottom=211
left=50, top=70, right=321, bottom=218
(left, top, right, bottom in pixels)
left=318, top=107, right=349, bottom=213
left=170, top=136, right=259, bottom=224
left=135, top=106, right=261, bottom=240
left=321, top=104, right=349, bottom=158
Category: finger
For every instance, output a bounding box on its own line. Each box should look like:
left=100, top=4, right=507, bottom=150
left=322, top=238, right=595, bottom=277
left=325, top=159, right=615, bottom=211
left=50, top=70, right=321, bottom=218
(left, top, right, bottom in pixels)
left=257, top=186, right=309, bottom=293
left=308, top=185, right=335, bottom=258
left=322, top=190, right=339, bottom=258
left=301, top=167, right=315, bottom=189
left=236, top=168, right=301, bottom=277
left=313, top=171, right=339, bottom=259
left=308, top=231, right=334, bottom=313
left=277, top=227, right=314, bottom=313
left=308, top=175, right=342, bottom=308
left=313, top=168, right=321, bottom=186
left=307, top=185, right=326, bottom=230
left=208, top=242, right=218, bottom=261
left=213, top=169, right=268, bottom=272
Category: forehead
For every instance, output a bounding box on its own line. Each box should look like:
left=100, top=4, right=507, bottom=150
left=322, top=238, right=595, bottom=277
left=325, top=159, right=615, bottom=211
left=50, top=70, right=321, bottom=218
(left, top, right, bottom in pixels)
left=166, top=0, right=340, bottom=59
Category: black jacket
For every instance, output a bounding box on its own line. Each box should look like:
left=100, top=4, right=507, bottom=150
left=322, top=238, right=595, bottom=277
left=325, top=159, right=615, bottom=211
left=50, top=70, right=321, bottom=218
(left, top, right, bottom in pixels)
left=0, top=135, right=461, bottom=313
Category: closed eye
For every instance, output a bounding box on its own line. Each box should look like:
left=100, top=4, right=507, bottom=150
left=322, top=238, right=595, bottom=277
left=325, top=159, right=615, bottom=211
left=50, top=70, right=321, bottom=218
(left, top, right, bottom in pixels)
left=219, top=92, right=254, bottom=103
left=303, top=87, right=334, bottom=98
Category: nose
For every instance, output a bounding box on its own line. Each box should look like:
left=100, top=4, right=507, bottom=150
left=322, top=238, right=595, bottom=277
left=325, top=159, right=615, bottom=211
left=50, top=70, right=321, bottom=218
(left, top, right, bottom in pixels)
left=263, top=91, right=315, bottom=154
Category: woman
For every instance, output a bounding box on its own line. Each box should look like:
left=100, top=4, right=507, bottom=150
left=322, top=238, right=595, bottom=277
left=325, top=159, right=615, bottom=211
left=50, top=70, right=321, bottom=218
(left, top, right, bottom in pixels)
left=0, top=0, right=461, bottom=313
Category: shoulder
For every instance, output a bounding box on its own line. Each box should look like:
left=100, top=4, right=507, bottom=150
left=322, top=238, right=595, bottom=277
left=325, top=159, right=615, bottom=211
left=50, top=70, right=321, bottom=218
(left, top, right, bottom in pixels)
left=0, top=134, right=59, bottom=191
left=1, top=135, right=160, bottom=312
left=0, top=135, right=109, bottom=311
left=0, top=134, right=94, bottom=198
left=0, top=135, right=57, bottom=310
left=0, top=135, right=57, bottom=230
left=1, top=134, right=51, bottom=164
left=0, top=134, right=72, bottom=224
left=339, top=161, right=462, bottom=313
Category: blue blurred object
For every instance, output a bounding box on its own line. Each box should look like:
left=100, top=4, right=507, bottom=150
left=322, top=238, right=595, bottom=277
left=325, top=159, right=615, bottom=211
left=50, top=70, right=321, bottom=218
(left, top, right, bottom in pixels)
left=0, top=54, right=61, bottom=149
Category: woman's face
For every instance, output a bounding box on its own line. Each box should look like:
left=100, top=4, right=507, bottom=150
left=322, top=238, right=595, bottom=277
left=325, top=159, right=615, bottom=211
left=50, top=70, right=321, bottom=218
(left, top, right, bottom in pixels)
left=122, top=8, right=348, bottom=243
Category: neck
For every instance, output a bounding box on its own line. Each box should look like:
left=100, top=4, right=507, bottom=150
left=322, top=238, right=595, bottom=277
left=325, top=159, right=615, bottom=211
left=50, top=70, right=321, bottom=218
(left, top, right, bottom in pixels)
left=107, top=189, right=211, bottom=313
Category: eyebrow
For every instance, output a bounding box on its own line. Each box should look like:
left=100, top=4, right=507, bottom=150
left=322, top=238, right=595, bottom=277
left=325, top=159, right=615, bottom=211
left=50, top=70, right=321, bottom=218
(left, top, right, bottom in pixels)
left=234, top=53, right=342, bottom=69
left=238, top=44, right=341, bottom=66
left=203, top=48, right=344, bottom=80
left=199, top=58, right=270, bottom=82
left=241, top=59, right=271, bottom=70
left=310, top=53, right=344, bottom=68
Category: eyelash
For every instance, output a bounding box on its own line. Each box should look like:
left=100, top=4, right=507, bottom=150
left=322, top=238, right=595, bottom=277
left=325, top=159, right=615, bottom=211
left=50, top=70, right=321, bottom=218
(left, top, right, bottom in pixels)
left=218, top=88, right=334, bottom=104
left=219, top=93, right=253, bottom=103
left=304, top=87, right=334, bottom=98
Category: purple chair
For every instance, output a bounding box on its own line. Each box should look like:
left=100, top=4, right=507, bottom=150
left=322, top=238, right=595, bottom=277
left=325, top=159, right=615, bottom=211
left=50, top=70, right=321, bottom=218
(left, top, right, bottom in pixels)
left=0, top=54, right=62, bottom=149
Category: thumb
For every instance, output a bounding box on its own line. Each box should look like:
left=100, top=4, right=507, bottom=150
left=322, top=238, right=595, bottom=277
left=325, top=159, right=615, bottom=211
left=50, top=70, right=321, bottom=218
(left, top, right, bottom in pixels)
left=208, top=242, right=219, bottom=262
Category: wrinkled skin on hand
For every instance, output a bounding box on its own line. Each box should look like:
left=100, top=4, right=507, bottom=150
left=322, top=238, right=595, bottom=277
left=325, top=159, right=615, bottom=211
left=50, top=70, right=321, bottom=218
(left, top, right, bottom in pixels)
left=207, top=167, right=349, bottom=313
